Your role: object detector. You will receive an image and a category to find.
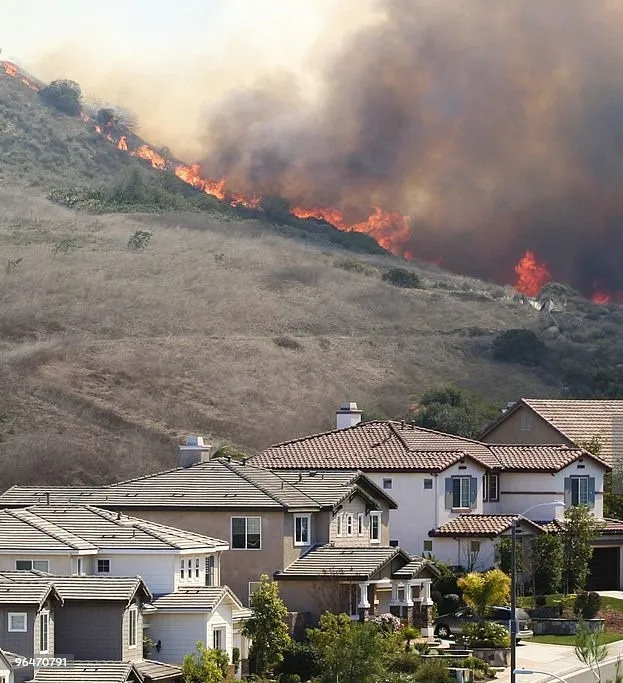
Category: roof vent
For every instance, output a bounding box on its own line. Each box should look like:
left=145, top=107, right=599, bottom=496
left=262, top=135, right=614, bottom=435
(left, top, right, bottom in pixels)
left=179, top=435, right=213, bottom=468
left=389, top=540, right=399, bottom=547
left=336, top=401, right=362, bottom=430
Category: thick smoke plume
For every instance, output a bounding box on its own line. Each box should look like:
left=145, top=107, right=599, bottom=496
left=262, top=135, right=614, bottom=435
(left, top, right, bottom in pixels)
left=197, top=0, right=623, bottom=296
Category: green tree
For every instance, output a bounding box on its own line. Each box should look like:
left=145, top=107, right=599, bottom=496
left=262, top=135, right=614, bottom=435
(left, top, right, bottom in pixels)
left=409, top=385, right=501, bottom=438
left=578, top=435, right=623, bottom=519
left=181, top=641, right=229, bottom=683
left=457, top=569, right=510, bottom=619
left=562, top=506, right=601, bottom=593
left=307, top=613, right=386, bottom=683
left=382, top=267, right=420, bottom=288
left=493, top=328, right=545, bottom=366
left=533, top=533, right=563, bottom=595
left=242, top=574, right=291, bottom=676
left=39, top=79, right=82, bottom=116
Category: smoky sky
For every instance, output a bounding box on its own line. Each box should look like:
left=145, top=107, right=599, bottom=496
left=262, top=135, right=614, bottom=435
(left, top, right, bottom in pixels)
left=196, top=0, right=623, bottom=294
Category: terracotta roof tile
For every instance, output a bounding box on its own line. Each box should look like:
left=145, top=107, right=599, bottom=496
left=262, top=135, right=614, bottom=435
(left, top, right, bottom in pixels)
left=430, top=514, right=546, bottom=537
left=487, top=445, right=607, bottom=471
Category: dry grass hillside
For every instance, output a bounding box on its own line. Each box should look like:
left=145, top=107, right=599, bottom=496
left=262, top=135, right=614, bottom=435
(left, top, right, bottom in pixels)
left=0, top=184, right=553, bottom=488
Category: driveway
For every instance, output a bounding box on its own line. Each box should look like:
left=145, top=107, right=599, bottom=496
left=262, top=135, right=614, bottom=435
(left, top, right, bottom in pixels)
left=598, top=590, right=623, bottom=600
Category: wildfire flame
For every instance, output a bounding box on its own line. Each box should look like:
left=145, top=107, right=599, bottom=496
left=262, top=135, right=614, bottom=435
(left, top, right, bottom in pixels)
left=514, top=250, right=552, bottom=297
left=117, top=136, right=128, bottom=151
left=592, top=291, right=611, bottom=304
left=130, top=144, right=166, bottom=170
left=2, top=62, right=17, bottom=77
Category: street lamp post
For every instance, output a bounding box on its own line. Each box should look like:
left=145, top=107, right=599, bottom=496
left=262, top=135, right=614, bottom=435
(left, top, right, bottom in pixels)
left=514, top=667, right=569, bottom=683
left=510, top=502, right=565, bottom=683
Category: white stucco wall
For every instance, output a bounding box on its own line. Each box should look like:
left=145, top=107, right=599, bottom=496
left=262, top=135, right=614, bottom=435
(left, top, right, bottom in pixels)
left=428, top=537, right=497, bottom=570
left=149, top=612, right=205, bottom=665
left=0, top=554, right=74, bottom=574
left=100, top=553, right=176, bottom=593
left=207, top=600, right=234, bottom=660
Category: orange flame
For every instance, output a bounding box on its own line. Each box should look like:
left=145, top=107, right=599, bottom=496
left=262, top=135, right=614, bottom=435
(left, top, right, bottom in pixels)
left=592, top=290, right=611, bottom=304
left=117, top=136, right=128, bottom=151
left=130, top=145, right=166, bottom=170
left=95, top=125, right=102, bottom=134
left=2, top=62, right=17, bottom=77
left=514, top=250, right=552, bottom=297
left=291, top=206, right=350, bottom=231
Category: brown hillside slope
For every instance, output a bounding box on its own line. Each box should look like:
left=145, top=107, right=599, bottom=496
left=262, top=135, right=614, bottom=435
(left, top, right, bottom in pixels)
left=0, top=185, right=553, bottom=488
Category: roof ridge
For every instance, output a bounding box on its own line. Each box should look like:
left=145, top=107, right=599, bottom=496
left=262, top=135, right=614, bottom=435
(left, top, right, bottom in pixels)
left=223, top=460, right=304, bottom=508
left=107, top=459, right=220, bottom=488
left=7, top=508, right=93, bottom=551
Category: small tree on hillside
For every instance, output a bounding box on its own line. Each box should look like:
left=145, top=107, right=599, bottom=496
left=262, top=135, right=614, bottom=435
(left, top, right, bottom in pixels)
left=493, top=328, right=545, bottom=366
left=457, top=569, right=510, bottom=619
left=96, top=107, right=116, bottom=127
left=39, top=79, right=82, bottom=116
left=242, top=574, right=291, bottom=676
left=181, top=641, right=229, bottom=683
left=562, top=506, right=601, bottom=594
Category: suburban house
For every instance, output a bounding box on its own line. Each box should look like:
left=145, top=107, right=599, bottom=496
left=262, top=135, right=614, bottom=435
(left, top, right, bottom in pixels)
left=27, top=661, right=144, bottom=682
left=0, top=505, right=248, bottom=670
left=0, top=451, right=437, bottom=632
left=0, top=649, right=20, bottom=683
left=479, top=398, right=623, bottom=465
left=248, top=402, right=623, bottom=590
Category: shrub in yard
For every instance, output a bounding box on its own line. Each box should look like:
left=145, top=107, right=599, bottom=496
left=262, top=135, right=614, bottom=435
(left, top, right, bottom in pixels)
left=462, top=622, right=511, bottom=648
left=382, top=267, right=420, bottom=288
left=276, top=642, right=322, bottom=682
left=413, top=659, right=453, bottom=683
left=370, top=613, right=403, bottom=632
left=574, top=591, right=602, bottom=620
left=387, top=650, right=422, bottom=673
left=535, top=595, right=547, bottom=607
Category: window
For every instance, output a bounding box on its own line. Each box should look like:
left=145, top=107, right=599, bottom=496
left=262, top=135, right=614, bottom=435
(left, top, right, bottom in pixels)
left=232, top=517, right=261, bottom=549
left=15, top=560, right=49, bottom=572
left=572, top=476, right=589, bottom=506
left=195, top=558, right=200, bottom=579
left=369, top=512, right=381, bottom=543
left=336, top=513, right=343, bottom=536
left=97, top=559, right=110, bottom=574
left=423, top=540, right=433, bottom=552
left=520, top=413, right=532, bottom=432
left=424, top=479, right=433, bottom=490
left=383, top=478, right=393, bottom=489
left=452, top=476, right=471, bottom=508
left=76, top=558, right=83, bottom=575
left=294, top=514, right=311, bottom=546
left=128, top=606, right=138, bottom=648
left=470, top=541, right=481, bottom=553
left=180, top=559, right=185, bottom=580
left=357, top=513, right=364, bottom=535
left=346, top=514, right=353, bottom=536
left=483, top=474, right=499, bottom=503
left=213, top=627, right=225, bottom=651
left=248, top=581, right=261, bottom=606
left=39, top=611, right=49, bottom=653
left=206, top=556, right=215, bottom=586
left=8, top=613, right=27, bottom=632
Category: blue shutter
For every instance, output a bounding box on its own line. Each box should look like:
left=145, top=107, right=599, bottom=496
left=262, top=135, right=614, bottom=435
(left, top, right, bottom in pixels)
left=564, top=477, right=571, bottom=507
left=445, top=478, right=453, bottom=509
left=470, top=477, right=478, bottom=508
left=588, top=477, right=596, bottom=508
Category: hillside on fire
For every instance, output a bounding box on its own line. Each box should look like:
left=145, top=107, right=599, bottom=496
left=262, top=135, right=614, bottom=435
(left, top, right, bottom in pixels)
left=1, top=59, right=623, bottom=489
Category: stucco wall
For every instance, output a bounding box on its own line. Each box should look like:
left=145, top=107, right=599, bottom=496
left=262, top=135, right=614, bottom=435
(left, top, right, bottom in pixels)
left=149, top=612, right=205, bottom=665
left=481, top=406, right=571, bottom=446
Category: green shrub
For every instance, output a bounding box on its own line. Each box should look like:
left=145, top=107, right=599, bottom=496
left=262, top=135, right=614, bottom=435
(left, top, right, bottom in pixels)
left=276, top=642, right=322, bottom=681
left=382, top=267, right=420, bottom=288
left=493, top=328, right=545, bottom=366
left=128, top=230, right=152, bottom=251
left=273, top=336, right=302, bottom=351
left=279, top=674, right=300, bottom=683
left=574, top=591, right=601, bottom=620
left=387, top=651, right=422, bottom=673
left=535, top=595, right=547, bottom=607
left=413, top=659, right=453, bottom=683
left=462, top=622, right=510, bottom=648
left=334, top=257, right=370, bottom=274
left=39, top=79, right=82, bottom=116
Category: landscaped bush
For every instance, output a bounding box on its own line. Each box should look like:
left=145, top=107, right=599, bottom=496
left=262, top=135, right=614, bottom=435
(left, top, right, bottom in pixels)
left=492, top=328, right=546, bottom=366
left=387, top=650, right=422, bottom=673
left=382, top=267, right=420, bottom=288
left=276, top=642, right=322, bottom=681
left=535, top=595, right=547, bottom=607
left=440, top=593, right=460, bottom=614
left=371, top=613, right=403, bottom=632
left=574, top=591, right=602, bottom=619
left=413, top=659, right=453, bottom=683
left=462, top=622, right=511, bottom=648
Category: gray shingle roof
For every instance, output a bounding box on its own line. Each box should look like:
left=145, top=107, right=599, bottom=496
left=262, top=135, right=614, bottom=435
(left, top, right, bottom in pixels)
left=392, top=556, right=439, bottom=578
left=151, top=585, right=241, bottom=610
left=0, top=506, right=227, bottom=553
left=36, top=576, right=152, bottom=603
left=133, top=660, right=182, bottom=681
left=29, top=661, right=141, bottom=682
left=0, top=579, right=61, bottom=607
left=275, top=545, right=410, bottom=579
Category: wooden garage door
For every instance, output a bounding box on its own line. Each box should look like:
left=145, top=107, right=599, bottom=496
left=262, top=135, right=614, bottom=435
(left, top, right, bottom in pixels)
left=587, top=547, right=620, bottom=591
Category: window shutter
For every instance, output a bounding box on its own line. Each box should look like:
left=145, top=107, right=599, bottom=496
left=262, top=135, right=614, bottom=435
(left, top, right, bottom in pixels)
left=470, top=477, right=478, bottom=508
left=588, top=477, right=596, bottom=508
left=445, top=478, right=453, bottom=509
left=483, top=475, right=488, bottom=502
left=564, top=477, right=571, bottom=507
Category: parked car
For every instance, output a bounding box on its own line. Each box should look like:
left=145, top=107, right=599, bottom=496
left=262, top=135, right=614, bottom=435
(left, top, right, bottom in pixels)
left=433, top=606, right=533, bottom=641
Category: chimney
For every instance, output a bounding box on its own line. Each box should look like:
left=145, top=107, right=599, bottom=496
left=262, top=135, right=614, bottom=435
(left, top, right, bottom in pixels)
left=179, top=436, right=212, bottom=468
left=336, top=401, right=362, bottom=430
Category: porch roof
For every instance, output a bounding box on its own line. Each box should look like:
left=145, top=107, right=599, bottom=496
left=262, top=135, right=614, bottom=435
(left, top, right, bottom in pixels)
left=429, top=514, right=546, bottom=538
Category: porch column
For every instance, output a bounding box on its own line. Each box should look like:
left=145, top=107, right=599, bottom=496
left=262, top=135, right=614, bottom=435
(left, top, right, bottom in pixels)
left=420, top=580, right=435, bottom=640
left=358, top=581, right=370, bottom=621
left=389, top=580, right=401, bottom=617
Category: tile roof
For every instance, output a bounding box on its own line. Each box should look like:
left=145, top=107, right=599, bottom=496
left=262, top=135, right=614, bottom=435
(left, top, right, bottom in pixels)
left=275, top=545, right=410, bottom=579
left=151, top=585, right=241, bottom=610
left=482, top=399, right=623, bottom=465
left=28, top=576, right=151, bottom=603
left=392, top=556, right=439, bottom=578
left=487, top=445, right=608, bottom=471
left=250, top=421, right=496, bottom=471
left=429, top=514, right=547, bottom=537
left=0, top=578, right=61, bottom=606
left=538, top=518, right=623, bottom=535
left=0, top=506, right=226, bottom=553
left=29, top=661, right=141, bottom=682
left=133, top=660, right=183, bottom=681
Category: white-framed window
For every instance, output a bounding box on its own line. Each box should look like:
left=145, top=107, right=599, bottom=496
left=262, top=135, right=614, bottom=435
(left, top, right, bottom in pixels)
left=572, top=476, right=589, bottom=506
left=231, top=517, right=262, bottom=549
left=206, top=555, right=216, bottom=586
left=213, top=627, right=225, bottom=651
left=248, top=581, right=261, bottom=606
left=383, top=478, right=393, bottom=489
left=357, top=513, right=364, bottom=535
left=180, top=558, right=185, bottom=580
left=336, top=513, right=343, bottom=537
left=424, top=479, right=433, bottom=490
left=195, top=557, right=200, bottom=579
left=452, top=476, right=471, bottom=508
left=423, top=540, right=433, bottom=552
left=470, top=540, right=481, bottom=553
left=520, top=413, right=532, bottom=432
left=15, top=560, right=49, bottom=572
left=39, top=611, right=49, bottom=653
left=294, top=514, right=311, bottom=546
left=97, top=559, right=111, bottom=574
left=483, top=474, right=499, bottom=502
left=128, top=606, right=138, bottom=648
left=346, top=513, right=354, bottom=536
left=8, top=613, right=27, bottom=632
left=369, top=512, right=381, bottom=543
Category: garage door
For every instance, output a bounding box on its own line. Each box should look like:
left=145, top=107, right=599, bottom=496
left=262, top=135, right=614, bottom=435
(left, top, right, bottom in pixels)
left=587, top=547, right=620, bottom=591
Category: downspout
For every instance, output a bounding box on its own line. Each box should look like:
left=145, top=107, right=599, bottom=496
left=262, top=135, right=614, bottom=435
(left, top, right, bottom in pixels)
left=434, top=473, right=439, bottom=528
